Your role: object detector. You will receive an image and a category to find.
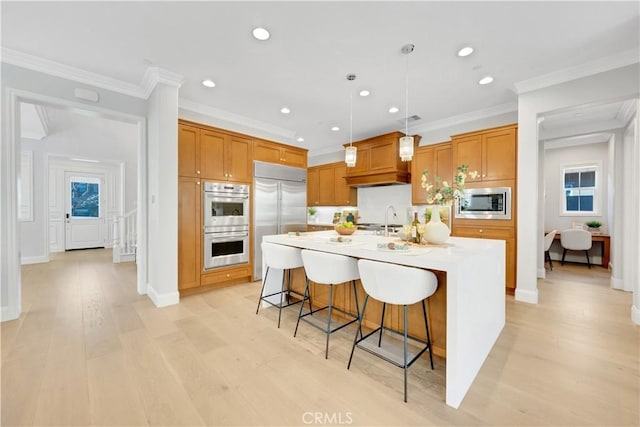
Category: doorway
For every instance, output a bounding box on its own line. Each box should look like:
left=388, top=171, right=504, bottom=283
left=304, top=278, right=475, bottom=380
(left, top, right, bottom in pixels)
left=65, top=173, right=105, bottom=250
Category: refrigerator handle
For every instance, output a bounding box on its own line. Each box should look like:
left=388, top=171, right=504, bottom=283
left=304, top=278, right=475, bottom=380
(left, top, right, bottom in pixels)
left=276, top=181, right=282, bottom=233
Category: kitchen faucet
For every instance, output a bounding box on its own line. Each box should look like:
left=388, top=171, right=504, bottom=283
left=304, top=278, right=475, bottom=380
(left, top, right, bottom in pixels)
left=384, top=205, right=397, bottom=237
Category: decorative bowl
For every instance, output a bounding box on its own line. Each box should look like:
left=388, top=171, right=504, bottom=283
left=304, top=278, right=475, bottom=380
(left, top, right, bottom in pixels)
left=335, top=225, right=356, bottom=236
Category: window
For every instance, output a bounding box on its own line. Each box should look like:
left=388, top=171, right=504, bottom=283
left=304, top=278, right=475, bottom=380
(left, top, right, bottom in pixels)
left=561, top=163, right=599, bottom=215
left=70, top=177, right=100, bottom=218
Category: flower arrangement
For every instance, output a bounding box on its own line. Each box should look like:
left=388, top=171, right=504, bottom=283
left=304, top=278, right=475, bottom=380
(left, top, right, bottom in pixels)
left=421, top=165, right=478, bottom=205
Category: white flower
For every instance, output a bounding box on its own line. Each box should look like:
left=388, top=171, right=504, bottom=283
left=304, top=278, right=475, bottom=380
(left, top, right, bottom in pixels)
left=421, top=174, right=427, bottom=183
left=434, top=193, right=443, bottom=201
left=469, top=171, right=479, bottom=179
left=457, top=171, right=465, bottom=179
left=442, top=181, right=450, bottom=187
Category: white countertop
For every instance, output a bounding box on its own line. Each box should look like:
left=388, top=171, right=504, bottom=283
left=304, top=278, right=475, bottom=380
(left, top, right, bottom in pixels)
left=262, top=230, right=506, bottom=409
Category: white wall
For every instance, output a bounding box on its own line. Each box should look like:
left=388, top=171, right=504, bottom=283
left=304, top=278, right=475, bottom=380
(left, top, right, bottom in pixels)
left=19, top=140, right=46, bottom=263
left=543, top=141, right=609, bottom=264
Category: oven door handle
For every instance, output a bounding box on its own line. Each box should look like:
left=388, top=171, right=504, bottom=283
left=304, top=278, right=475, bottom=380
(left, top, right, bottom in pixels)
left=206, top=232, right=248, bottom=242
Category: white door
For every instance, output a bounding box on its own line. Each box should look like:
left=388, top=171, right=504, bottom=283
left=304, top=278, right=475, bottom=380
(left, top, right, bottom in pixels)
left=65, top=174, right=105, bottom=250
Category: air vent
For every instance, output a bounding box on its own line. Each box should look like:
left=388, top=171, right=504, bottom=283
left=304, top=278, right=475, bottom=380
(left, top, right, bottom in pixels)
left=398, top=115, right=421, bottom=125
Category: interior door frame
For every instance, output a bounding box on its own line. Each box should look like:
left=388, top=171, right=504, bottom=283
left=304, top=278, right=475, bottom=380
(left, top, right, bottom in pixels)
left=2, top=88, right=147, bottom=322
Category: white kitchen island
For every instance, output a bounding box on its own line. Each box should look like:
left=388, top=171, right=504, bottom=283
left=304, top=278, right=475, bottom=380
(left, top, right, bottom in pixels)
left=263, top=230, right=505, bottom=409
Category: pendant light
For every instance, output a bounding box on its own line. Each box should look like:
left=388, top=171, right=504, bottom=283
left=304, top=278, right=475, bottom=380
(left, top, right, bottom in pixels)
left=399, top=43, right=415, bottom=162
left=345, top=73, right=357, bottom=167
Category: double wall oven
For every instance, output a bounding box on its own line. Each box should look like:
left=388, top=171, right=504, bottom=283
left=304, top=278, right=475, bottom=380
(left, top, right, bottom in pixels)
left=202, top=182, right=250, bottom=270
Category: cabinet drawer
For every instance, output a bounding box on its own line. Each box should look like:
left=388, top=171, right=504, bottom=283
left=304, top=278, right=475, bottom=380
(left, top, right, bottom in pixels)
left=452, top=226, right=514, bottom=239
left=201, top=265, right=252, bottom=286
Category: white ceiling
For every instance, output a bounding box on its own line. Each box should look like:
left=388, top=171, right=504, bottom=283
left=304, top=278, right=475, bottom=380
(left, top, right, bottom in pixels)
left=3, top=1, right=639, bottom=155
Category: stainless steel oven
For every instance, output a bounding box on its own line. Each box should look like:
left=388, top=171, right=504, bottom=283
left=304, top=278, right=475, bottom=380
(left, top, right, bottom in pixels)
left=203, top=225, right=250, bottom=270
left=203, top=182, right=250, bottom=270
left=203, top=182, right=249, bottom=227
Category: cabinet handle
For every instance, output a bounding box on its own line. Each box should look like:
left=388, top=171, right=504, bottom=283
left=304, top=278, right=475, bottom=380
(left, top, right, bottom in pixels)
left=482, top=174, right=486, bottom=178
left=197, top=181, right=200, bottom=185
left=226, top=273, right=230, bottom=278
left=196, top=170, right=200, bottom=175
left=479, top=229, right=483, bottom=233
left=228, top=174, right=232, bottom=178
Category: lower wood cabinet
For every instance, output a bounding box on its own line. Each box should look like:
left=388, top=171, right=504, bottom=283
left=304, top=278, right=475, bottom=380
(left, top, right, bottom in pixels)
left=178, top=177, right=201, bottom=290
left=452, top=225, right=516, bottom=291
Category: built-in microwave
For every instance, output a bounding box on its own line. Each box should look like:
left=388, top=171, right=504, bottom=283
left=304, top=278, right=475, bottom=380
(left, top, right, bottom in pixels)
left=455, top=187, right=512, bottom=220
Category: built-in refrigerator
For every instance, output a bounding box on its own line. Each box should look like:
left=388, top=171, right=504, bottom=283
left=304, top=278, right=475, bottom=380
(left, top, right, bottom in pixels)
left=253, top=161, right=307, bottom=281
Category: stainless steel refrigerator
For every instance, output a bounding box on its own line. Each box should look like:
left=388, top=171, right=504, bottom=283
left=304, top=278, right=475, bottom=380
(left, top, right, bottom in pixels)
left=253, top=161, right=307, bottom=280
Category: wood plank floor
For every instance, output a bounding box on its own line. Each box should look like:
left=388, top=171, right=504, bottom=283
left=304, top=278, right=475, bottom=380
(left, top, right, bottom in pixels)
left=3, top=249, right=638, bottom=426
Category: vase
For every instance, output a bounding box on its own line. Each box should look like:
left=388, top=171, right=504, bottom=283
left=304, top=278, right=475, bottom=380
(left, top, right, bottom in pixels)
left=424, top=205, right=451, bottom=245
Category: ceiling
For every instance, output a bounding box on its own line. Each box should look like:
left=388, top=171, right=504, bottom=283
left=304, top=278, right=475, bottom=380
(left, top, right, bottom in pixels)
left=3, top=1, right=639, bottom=155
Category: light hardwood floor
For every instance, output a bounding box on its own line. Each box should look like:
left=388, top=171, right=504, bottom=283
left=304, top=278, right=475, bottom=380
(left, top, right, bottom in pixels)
left=3, top=250, right=638, bottom=426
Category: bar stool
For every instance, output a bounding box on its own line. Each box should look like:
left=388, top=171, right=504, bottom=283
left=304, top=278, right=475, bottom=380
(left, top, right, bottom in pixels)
left=256, top=242, right=307, bottom=328
left=295, top=250, right=361, bottom=359
left=348, top=259, right=438, bottom=402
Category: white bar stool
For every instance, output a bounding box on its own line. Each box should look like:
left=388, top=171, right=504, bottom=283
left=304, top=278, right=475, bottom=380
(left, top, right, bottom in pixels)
left=256, top=242, right=306, bottom=328
left=348, top=259, right=438, bottom=402
left=295, top=250, right=361, bottom=359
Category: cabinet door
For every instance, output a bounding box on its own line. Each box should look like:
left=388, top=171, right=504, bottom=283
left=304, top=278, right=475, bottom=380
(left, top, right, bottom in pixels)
left=307, top=168, right=320, bottom=206
left=281, top=147, right=307, bottom=168
left=226, top=135, right=252, bottom=183
left=452, top=134, right=482, bottom=178
left=200, top=130, right=226, bottom=180
left=318, top=167, right=335, bottom=205
left=483, top=127, right=517, bottom=181
left=178, top=125, right=200, bottom=177
left=411, top=147, right=434, bottom=204
left=178, top=177, right=201, bottom=290
left=434, top=144, right=453, bottom=185
left=253, top=141, right=282, bottom=164
left=333, top=164, right=355, bottom=206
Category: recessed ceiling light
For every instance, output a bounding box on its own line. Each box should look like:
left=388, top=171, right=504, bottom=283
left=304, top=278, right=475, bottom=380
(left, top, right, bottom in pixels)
left=478, top=76, right=494, bottom=85
left=280, top=107, right=291, bottom=114
left=457, top=46, right=474, bottom=57
left=331, top=126, right=340, bottom=132
left=359, top=90, right=370, bottom=97
left=297, top=137, right=304, bottom=142
left=389, top=106, right=399, bottom=114
left=202, top=79, right=216, bottom=88
left=252, top=27, right=270, bottom=41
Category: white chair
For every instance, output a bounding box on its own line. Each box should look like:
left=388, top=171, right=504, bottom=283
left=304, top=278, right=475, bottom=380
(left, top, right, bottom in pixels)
left=295, top=250, right=361, bottom=359
left=348, top=259, right=438, bottom=403
left=256, top=242, right=306, bottom=328
left=544, top=230, right=558, bottom=270
left=560, top=229, right=593, bottom=269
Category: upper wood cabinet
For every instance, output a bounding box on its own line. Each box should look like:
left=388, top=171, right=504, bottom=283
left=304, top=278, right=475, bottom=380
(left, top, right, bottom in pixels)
left=452, top=124, right=517, bottom=182
left=254, top=139, right=308, bottom=168
left=344, top=131, right=419, bottom=186
left=179, top=121, right=251, bottom=183
left=411, top=142, right=452, bottom=205
left=308, top=162, right=357, bottom=206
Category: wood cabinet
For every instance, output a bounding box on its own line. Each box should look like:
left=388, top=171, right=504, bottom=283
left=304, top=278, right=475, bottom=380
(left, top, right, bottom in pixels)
left=344, top=131, right=419, bottom=186
left=179, top=121, right=252, bottom=183
left=308, top=162, right=357, bottom=206
left=178, top=176, right=201, bottom=290
left=254, top=139, right=308, bottom=168
left=411, top=142, right=452, bottom=205
left=452, top=225, right=516, bottom=291
left=452, top=124, right=517, bottom=182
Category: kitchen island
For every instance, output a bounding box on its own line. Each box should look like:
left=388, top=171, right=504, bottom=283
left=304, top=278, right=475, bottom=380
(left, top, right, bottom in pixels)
left=262, top=230, right=505, bottom=409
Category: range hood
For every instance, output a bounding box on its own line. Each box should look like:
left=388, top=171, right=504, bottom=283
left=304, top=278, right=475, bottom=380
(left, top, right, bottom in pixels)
left=343, top=131, right=420, bottom=187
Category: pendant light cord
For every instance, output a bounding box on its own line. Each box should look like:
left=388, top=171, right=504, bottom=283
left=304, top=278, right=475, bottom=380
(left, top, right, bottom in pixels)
left=350, top=91, right=353, bottom=147
left=405, top=51, right=409, bottom=136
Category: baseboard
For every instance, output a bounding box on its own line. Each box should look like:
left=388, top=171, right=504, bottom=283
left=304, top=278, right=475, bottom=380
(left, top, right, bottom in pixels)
left=146, top=283, right=179, bottom=308
left=632, top=305, right=640, bottom=326
left=1, top=304, right=20, bottom=322
left=537, top=267, right=546, bottom=279
left=114, top=253, right=135, bottom=263
left=515, top=287, right=538, bottom=304
left=20, top=255, right=49, bottom=265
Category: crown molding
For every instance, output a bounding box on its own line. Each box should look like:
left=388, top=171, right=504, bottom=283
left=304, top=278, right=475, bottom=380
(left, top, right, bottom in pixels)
left=514, top=48, right=640, bottom=95
left=617, top=99, right=637, bottom=126
left=179, top=98, right=295, bottom=141
left=409, top=101, right=518, bottom=134
left=140, top=67, right=185, bottom=98
left=1, top=47, right=145, bottom=98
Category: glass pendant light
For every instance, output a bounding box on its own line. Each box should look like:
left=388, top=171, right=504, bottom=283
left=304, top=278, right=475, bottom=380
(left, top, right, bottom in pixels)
left=399, top=43, right=415, bottom=162
left=345, top=74, right=357, bottom=167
